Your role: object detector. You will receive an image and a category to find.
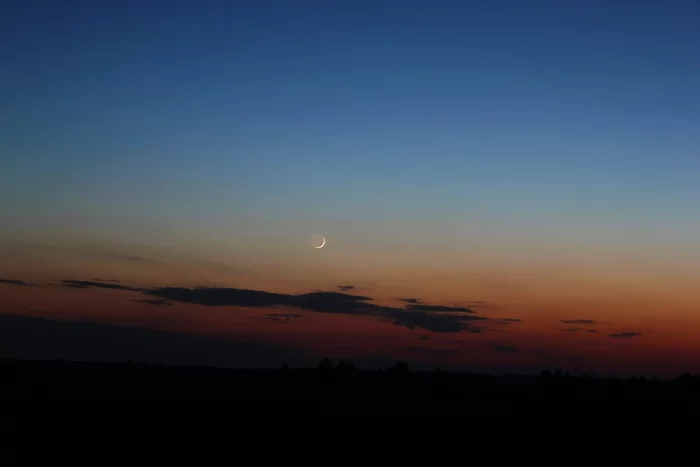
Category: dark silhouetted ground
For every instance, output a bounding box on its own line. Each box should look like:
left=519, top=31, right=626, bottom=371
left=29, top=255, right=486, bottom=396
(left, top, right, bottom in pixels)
left=3, top=358, right=700, bottom=415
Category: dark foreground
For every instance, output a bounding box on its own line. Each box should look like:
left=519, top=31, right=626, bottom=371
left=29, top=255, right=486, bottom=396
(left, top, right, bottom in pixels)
left=3, top=358, right=700, bottom=414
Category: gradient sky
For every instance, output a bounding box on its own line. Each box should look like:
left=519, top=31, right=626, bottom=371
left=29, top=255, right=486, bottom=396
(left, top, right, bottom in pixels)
left=2, top=0, right=700, bottom=377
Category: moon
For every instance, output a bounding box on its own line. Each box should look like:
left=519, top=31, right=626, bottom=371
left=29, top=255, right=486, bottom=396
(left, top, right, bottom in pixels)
left=310, top=234, right=326, bottom=249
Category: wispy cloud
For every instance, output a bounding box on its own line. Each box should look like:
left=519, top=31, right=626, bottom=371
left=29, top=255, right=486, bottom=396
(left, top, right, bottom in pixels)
left=609, top=332, right=642, bottom=338
left=562, top=327, right=598, bottom=334
left=498, top=318, right=522, bottom=325
left=561, top=319, right=596, bottom=325
left=0, top=279, right=33, bottom=286
left=264, top=313, right=304, bottom=322
left=399, top=298, right=421, bottom=304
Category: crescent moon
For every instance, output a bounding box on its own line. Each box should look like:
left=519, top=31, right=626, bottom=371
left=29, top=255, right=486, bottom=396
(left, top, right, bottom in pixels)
left=314, top=237, right=326, bottom=249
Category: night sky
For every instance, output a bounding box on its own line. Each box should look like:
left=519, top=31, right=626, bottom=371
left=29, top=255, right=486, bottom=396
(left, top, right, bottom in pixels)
left=2, top=0, right=700, bottom=377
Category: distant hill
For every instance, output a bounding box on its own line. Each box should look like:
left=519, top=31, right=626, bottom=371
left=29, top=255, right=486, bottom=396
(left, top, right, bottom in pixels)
left=0, top=313, right=312, bottom=368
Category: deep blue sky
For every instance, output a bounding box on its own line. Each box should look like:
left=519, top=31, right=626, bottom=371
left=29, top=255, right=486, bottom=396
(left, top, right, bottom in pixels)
left=3, top=0, right=700, bottom=252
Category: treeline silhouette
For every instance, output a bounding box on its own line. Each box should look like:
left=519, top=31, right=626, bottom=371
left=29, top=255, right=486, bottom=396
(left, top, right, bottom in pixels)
left=3, top=358, right=700, bottom=413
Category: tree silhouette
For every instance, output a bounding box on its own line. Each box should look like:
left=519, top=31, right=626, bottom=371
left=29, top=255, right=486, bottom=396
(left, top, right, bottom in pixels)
left=318, top=358, right=333, bottom=372
left=395, top=361, right=410, bottom=374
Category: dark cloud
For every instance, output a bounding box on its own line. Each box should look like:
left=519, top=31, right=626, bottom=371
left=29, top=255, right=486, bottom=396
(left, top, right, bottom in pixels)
left=294, top=291, right=377, bottom=313
left=492, top=345, right=520, bottom=354
left=499, top=318, right=522, bottom=324
left=60, top=280, right=141, bottom=292
left=337, top=285, right=355, bottom=291
left=420, top=335, right=429, bottom=340
left=134, top=299, right=172, bottom=306
left=265, top=313, right=303, bottom=319
left=384, top=308, right=485, bottom=333
left=562, top=327, right=598, bottom=334
left=144, top=287, right=489, bottom=333
left=93, top=278, right=121, bottom=283
left=399, top=298, right=422, bottom=304
left=264, top=313, right=303, bottom=322
left=146, top=286, right=291, bottom=308
left=0, top=279, right=33, bottom=286
left=404, top=304, right=475, bottom=313
left=60, top=279, right=491, bottom=334
left=561, top=319, right=596, bottom=325
left=568, top=356, right=585, bottom=363
left=609, top=332, right=642, bottom=338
